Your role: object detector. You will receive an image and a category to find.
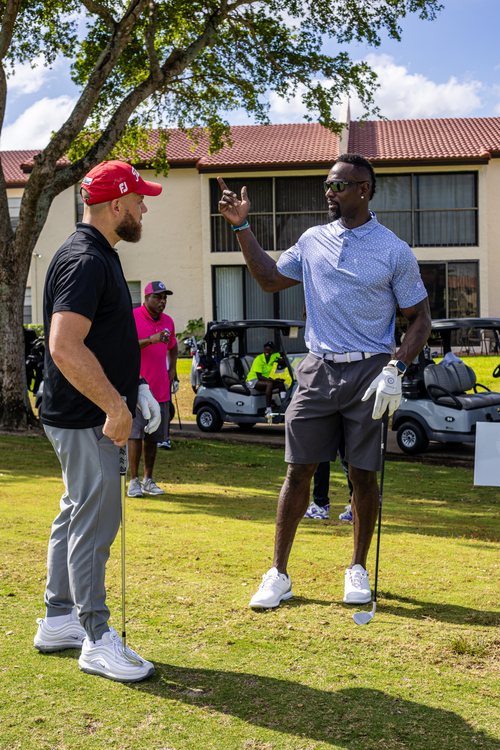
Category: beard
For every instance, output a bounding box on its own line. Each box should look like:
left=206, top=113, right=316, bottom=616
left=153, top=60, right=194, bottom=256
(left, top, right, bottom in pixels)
left=116, top=208, right=142, bottom=243
left=328, top=204, right=341, bottom=222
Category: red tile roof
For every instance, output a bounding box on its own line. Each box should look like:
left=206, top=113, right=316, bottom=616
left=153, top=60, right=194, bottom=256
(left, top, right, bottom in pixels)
left=4, top=117, right=500, bottom=184
left=1, top=149, right=38, bottom=185
left=348, top=118, right=500, bottom=162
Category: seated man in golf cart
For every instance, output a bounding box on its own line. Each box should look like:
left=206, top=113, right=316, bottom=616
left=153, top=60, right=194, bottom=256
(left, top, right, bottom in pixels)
left=246, top=341, right=288, bottom=417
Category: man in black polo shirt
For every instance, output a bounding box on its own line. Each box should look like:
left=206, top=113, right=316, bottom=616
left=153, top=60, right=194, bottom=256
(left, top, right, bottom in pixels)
left=34, top=160, right=162, bottom=683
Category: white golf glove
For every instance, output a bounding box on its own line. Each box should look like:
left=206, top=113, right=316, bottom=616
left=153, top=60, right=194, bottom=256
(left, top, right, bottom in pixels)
left=136, top=384, right=161, bottom=433
left=171, top=379, right=180, bottom=394
left=361, top=365, right=402, bottom=420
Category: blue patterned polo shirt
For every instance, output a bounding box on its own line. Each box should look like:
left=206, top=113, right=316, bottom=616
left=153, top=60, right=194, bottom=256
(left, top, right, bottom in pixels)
left=277, top=213, right=427, bottom=355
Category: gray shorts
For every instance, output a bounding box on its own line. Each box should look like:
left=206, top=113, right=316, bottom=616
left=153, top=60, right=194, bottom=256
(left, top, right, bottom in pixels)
left=285, top=352, right=391, bottom=471
left=130, top=400, right=169, bottom=443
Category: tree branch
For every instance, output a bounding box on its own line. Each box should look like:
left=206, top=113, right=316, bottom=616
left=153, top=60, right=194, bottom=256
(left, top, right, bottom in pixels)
left=80, top=0, right=116, bottom=31
left=0, top=0, right=22, bottom=60
left=145, top=0, right=160, bottom=78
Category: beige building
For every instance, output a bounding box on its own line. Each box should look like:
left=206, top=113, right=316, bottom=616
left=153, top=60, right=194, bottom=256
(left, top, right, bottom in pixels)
left=4, top=112, right=500, bottom=350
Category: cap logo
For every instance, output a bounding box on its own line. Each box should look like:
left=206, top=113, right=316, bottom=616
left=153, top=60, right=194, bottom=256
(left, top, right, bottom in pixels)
left=119, top=181, right=128, bottom=194
left=82, top=177, right=92, bottom=185
left=131, top=166, right=140, bottom=181
left=158, top=282, right=165, bottom=289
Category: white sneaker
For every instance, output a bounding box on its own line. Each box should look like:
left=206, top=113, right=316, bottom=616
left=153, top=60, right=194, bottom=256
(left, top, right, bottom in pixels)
left=249, top=567, right=293, bottom=609
left=78, top=626, right=155, bottom=683
left=141, top=477, right=165, bottom=495
left=127, top=478, right=143, bottom=497
left=34, top=608, right=86, bottom=652
left=343, top=564, right=371, bottom=604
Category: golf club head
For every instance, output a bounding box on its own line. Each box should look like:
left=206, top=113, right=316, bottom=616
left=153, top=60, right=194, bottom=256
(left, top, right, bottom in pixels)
left=353, top=602, right=376, bottom=626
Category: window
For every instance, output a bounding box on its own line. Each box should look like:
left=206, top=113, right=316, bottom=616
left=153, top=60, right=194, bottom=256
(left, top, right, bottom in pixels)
left=396, top=260, right=479, bottom=344
left=23, top=287, right=32, bottom=324
left=76, top=184, right=84, bottom=223
left=371, top=172, right=477, bottom=247
left=210, top=177, right=328, bottom=252
left=213, top=265, right=306, bottom=352
left=127, top=281, right=142, bottom=309
left=8, top=197, right=21, bottom=230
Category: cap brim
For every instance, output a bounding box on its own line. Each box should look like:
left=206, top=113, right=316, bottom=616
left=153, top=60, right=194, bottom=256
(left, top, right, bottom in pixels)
left=140, top=179, right=162, bottom=196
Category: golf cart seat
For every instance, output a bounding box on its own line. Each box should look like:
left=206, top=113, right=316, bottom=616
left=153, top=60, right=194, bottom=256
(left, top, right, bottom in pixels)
left=423, top=362, right=500, bottom=410
left=219, top=357, right=260, bottom=395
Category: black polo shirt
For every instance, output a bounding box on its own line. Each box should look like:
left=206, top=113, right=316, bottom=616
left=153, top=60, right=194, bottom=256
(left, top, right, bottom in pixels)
left=41, top=223, right=140, bottom=429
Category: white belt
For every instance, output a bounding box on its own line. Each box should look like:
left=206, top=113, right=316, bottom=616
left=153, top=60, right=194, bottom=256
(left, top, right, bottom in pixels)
left=311, top=351, right=373, bottom=363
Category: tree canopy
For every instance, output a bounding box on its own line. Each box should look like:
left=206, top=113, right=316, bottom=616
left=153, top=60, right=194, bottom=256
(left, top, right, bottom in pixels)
left=0, top=0, right=442, bottom=428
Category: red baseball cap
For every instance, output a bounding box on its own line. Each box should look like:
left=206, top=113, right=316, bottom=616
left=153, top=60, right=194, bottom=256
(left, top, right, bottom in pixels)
left=80, top=160, right=162, bottom=205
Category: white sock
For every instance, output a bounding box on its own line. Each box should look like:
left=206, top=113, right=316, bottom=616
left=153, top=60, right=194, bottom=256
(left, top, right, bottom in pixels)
left=46, top=613, right=73, bottom=628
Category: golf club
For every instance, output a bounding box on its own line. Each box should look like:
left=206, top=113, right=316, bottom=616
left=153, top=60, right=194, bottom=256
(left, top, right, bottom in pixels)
left=353, top=409, right=389, bottom=626
left=174, top=386, right=182, bottom=430
left=119, top=445, right=142, bottom=665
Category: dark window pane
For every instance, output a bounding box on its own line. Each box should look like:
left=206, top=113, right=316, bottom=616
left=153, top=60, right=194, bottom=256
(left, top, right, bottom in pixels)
left=371, top=175, right=412, bottom=210
left=210, top=177, right=272, bottom=213
left=418, top=263, right=446, bottom=319
left=276, top=213, right=328, bottom=250
left=275, top=176, right=327, bottom=212
left=414, top=173, right=476, bottom=209
left=448, top=261, right=478, bottom=318
left=415, top=209, right=477, bottom=247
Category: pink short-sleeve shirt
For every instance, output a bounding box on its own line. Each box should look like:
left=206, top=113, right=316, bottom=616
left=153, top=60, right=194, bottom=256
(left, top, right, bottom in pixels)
left=133, top=304, right=177, bottom=402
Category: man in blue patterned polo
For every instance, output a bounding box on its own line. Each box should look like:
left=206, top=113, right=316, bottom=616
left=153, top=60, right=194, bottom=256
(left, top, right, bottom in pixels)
left=217, top=154, right=431, bottom=610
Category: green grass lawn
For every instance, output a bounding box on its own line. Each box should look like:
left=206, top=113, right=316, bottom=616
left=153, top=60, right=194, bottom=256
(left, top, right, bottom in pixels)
left=1, top=435, right=500, bottom=750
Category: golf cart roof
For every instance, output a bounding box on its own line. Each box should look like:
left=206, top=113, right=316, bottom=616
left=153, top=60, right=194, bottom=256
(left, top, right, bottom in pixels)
left=431, top=317, right=500, bottom=331
left=208, top=319, right=305, bottom=332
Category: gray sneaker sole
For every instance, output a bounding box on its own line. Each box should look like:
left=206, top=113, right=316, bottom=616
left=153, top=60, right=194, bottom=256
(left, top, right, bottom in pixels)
left=34, top=641, right=84, bottom=653
left=142, top=489, right=165, bottom=495
left=79, top=664, right=155, bottom=683
left=249, top=589, right=293, bottom=609
left=343, top=593, right=371, bottom=604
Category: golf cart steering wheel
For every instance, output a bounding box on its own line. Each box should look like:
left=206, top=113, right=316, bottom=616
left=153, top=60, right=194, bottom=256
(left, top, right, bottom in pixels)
left=493, top=365, right=500, bottom=378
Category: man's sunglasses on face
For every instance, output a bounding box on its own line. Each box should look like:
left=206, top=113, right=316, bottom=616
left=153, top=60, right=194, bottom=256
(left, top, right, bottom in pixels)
left=324, top=180, right=368, bottom=193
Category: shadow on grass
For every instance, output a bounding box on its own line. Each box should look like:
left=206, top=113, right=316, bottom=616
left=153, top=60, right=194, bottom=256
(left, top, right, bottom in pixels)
left=130, top=665, right=500, bottom=749
left=376, top=591, right=500, bottom=627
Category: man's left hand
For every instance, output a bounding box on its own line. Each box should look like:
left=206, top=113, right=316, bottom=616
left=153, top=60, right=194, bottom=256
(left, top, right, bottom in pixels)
left=361, top=365, right=402, bottom=420
left=137, top=383, right=162, bottom=433
left=171, top=378, right=180, bottom=394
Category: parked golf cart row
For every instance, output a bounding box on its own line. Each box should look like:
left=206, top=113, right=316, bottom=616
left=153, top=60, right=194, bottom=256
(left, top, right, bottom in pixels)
left=391, top=318, right=500, bottom=454
left=189, top=319, right=305, bottom=432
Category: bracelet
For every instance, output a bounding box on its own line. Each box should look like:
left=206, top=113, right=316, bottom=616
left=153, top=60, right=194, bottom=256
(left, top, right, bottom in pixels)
left=232, top=221, right=249, bottom=232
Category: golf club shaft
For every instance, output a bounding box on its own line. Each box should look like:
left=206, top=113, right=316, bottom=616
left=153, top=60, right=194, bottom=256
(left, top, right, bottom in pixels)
left=175, top=392, right=182, bottom=430
left=119, top=445, right=127, bottom=650
left=372, top=409, right=389, bottom=606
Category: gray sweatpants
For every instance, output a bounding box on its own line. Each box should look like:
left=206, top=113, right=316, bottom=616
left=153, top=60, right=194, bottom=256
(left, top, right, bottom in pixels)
left=43, top=424, right=122, bottom=640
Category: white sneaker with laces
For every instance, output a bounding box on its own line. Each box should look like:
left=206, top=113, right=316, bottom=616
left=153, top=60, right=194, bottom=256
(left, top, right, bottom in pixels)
left=141, top=477, right=165, bottom=495
left=344, top=564, right=371, bottom=604
left=127, top=478, right=143, bottom=497
left=34, top=608, right=86, bottom=652
left=78, top=626, right=155, bottom=683
left=249, top=567, right=293, bottom=609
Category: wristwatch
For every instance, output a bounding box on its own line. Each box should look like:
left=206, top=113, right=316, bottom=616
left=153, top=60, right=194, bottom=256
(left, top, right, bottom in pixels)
left=388, top=359, right=407, bottom=376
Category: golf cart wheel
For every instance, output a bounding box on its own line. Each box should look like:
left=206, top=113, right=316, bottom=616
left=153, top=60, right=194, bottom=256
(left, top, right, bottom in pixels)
left=237, top=422, right=256, bottom=429
left=396, top=421, right=429, bottom=455
left=196, top=405, right=223, bottom=432
left=169, top=401, right=175, bottom=420
left=493, top=365, right=500, bottom=378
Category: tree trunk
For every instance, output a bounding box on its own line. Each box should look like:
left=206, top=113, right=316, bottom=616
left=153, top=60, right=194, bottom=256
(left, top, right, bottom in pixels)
left=0, top=252, right=36, bottom=429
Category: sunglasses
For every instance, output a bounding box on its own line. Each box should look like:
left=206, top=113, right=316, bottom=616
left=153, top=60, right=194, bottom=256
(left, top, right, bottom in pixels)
left=323, top=180, right=367, bottom=193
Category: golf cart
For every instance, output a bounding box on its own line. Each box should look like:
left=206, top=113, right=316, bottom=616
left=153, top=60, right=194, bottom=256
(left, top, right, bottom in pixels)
left=392, top=318, right=500, bottom=454
left=192, top=319, right=306, bottom=431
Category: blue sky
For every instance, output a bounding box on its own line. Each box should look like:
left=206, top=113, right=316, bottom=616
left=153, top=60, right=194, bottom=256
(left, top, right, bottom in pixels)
left=2, top=0, right=499, bottom=150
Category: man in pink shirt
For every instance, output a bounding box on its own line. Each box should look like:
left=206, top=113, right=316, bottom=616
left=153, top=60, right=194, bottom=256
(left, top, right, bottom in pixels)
left=128, top=281, right=178, bottom=497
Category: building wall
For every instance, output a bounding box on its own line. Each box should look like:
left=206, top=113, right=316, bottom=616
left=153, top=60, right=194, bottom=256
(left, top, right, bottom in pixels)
left=486, top=159, right=500, bottom=318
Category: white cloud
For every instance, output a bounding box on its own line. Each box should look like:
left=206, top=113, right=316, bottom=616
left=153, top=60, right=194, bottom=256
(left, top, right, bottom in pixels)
left=354, top=54, right=483, bottom=119
left=268, top=54, right=483, bottom=123
left=6, top=57, right=55, bottom=98
left=0, top=96, right=77, bottom=149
